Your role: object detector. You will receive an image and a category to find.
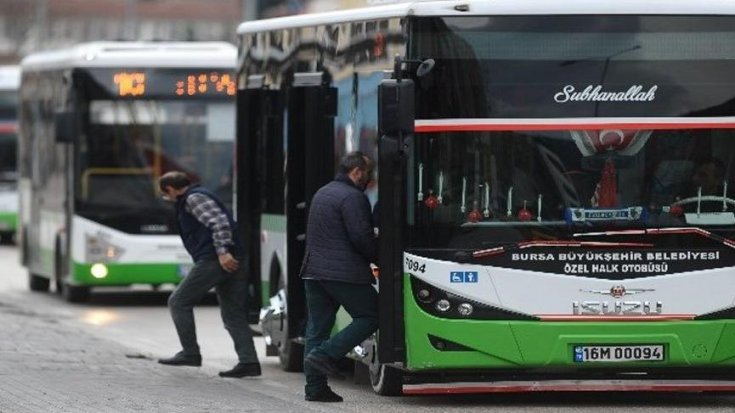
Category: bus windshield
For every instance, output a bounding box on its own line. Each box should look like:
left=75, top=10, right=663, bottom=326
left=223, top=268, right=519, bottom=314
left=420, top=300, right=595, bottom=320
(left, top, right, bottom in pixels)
left=0, top=90, right=17, bottom=119
left=0, top=128, right=17, bottom=183
left=407, top=128, right=735, bottom=248
left=406, top=14, right=735, bottom=252
left=77, top=100, right=234, bottom=229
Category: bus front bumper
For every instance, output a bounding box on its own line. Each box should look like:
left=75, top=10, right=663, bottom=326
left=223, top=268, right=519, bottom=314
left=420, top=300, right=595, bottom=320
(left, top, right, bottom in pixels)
left=71, top=262, right=190, bottom=286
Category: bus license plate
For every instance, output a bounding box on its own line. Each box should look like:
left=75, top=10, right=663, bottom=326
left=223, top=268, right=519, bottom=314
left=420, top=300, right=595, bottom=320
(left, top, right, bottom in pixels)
left=573, top=345, right=664, bottom=362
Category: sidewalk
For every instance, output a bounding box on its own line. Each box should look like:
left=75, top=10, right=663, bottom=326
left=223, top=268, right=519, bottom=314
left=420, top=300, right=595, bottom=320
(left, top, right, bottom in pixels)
left=0, top=299, right=335, bottom=413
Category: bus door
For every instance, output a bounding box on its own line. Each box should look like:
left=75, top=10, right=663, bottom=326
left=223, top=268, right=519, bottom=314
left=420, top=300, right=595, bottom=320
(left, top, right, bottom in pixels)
left=284, top=72, right=336, bottom=363
left=377, top=78, right=414, bottom=364
left=235, top=75, right=275, bottom=323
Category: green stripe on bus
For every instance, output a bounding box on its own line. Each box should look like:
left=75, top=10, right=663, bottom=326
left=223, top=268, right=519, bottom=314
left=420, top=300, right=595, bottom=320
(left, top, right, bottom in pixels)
left=0, top=212, right=17, bottom=232
left=72, top=262, right=186, bottom=286
left=403, top=274, right=735, bottom=370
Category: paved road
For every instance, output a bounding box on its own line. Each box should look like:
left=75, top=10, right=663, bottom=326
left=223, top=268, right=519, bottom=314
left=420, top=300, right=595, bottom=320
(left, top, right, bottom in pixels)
left=1, top=244, right=734, bottom=412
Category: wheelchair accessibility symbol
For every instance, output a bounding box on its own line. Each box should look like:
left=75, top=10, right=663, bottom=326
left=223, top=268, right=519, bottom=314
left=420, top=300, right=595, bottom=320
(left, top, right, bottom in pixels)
left=450, top=271, right=478, bottom=283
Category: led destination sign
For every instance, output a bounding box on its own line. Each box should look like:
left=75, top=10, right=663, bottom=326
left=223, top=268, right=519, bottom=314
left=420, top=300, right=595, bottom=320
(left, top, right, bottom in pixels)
left=113, top=72, right=146, bottom=97
left=85, top=68, right=236, bottom=99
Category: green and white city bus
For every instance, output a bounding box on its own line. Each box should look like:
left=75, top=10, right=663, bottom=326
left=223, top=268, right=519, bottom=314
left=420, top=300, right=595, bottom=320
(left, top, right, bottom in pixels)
left=237, top=0, right=735, bottom=394
left=19, top=42, right=238, bottom=302
left=0, top=65, right=20, bottom=243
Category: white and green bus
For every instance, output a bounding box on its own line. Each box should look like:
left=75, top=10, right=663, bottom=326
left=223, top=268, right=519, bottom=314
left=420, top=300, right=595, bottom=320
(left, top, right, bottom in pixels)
left=0, top=65, right=20, bottom=243
left=19, top=42, right=238, bottom=302
left=238, top=0, right=735, bottom=394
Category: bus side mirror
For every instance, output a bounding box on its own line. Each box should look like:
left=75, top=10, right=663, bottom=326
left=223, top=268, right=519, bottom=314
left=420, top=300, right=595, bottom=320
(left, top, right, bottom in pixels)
left=55, top=111, right=76, bottom=143
left=378, top=79, right=414, bottom=136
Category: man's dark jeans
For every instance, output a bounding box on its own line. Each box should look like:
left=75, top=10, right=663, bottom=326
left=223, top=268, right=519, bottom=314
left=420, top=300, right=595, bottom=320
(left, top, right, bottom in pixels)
left=303, top=279, right=378, bottom=397
left=168, top=259, right=258, bottom=363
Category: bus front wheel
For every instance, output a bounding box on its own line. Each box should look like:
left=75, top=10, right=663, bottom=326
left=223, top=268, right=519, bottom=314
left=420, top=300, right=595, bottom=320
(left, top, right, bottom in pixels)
left=61, top=283, right=90, bottom=303
left=55, top=249, right=90, bottom=302
left=369, top=363, right=403, bottom=396
left=270, top=259, right=304, bottom=372
left=278, top=322, right=304, bottom=372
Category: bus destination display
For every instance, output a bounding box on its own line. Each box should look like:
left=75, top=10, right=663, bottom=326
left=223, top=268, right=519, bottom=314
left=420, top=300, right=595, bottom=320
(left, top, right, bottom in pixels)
left=110, top=70, right=235, bottom=98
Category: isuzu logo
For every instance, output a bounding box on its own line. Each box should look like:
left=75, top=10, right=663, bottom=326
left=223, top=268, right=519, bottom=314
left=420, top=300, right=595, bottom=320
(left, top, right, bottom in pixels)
left=572, top=301, right=663, bottom=315
left=580, top=285, right=654, bottom=298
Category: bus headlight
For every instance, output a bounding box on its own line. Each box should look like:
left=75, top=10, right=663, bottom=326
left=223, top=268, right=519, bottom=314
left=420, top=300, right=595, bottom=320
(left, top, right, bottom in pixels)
left=90, top=263, right=109, bottom=279
left=457, top=303, right=474, bottom=317
left=86, top=234, right=125, bottom=262
left=435, top=299, right=451, bottom=312
left=417, top=289, right=432, bottom=303
left=411, top=275, right=536, bottom=321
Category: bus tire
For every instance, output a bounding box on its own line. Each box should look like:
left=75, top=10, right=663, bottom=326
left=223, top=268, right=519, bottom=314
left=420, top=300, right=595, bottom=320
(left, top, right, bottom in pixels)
left=20, top=228, right=29, bottom=266
left=278, top=325, right=304, bottom=372
left=54, top=241, right=64, bottom=294
left=370, top=364, right=403, bottom=396
left=57, top=245, right=90, bottom=303
left=270, top=258, right=304, bottom=372
left=62, top=283, right=90, bottom=303
left=29, top=273, right=50, bottom=292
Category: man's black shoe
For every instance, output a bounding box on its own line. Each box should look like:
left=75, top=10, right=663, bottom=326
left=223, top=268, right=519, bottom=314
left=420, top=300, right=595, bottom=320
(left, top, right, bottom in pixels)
left=304, top=353, right=345, bottom=380
left=305, top=387, right=344, bottom=402
left=219, top=362, right=262, bottom=378
left=157, top=351, right=202, bottom=367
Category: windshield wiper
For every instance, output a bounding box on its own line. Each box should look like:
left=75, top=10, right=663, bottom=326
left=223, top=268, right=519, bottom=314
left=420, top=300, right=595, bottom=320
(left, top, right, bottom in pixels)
left=573, top=227, right=735, bottom=250
left=473, top=240, right=654, bottom=259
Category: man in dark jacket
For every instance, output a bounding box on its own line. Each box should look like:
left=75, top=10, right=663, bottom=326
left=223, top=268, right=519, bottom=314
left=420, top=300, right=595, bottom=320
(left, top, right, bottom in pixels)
left=157, top=171, right=260, bottom=378
left=301, top=152, right=378, bottom=403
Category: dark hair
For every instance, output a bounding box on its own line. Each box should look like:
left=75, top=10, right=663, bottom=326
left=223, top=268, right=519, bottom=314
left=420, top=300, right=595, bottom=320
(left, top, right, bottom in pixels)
left=159, top=171, right=191, bottom=192
left=339, top=151, right=371, bottom=174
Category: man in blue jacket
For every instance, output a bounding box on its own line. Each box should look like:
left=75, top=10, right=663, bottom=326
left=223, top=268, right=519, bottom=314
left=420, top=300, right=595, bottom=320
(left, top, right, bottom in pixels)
left=157, top=171, right=260, bottom=378
left=301, top=152, right=378, bottom=402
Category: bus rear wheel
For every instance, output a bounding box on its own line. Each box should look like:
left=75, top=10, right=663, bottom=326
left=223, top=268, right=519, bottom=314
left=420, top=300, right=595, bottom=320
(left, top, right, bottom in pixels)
left=369, top=363, right=403, bottom=396
left=28, top=273, right=50, bottom=292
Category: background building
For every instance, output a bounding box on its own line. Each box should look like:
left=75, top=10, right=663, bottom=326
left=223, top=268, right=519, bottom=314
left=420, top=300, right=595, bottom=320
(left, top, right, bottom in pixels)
left=257, top=0, right=392, bottom=18
left=0, top=0, right=249, bottom=64
left=0, top=0, right=401, bottom=64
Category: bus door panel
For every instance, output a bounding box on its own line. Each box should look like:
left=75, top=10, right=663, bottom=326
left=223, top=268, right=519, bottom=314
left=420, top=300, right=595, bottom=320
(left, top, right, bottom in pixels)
left=285, top=73, right=336, bottom=339
left=376, top=79, right=414, bottom=363
left=236, top=84, right=275, bottom=323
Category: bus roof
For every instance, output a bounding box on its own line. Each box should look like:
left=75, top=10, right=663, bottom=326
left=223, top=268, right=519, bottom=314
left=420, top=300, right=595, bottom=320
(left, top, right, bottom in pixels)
left=237, top=0, right=735, bottom=34
left=0, top=65, right=20, bottom=90
left=20, top=42, right=237, bottom=72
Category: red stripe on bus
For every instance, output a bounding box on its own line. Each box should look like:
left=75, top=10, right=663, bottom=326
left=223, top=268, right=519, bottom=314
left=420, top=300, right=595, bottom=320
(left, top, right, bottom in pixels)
left=537, top=315, right=696, bottom=321
left=0, top=123, right=17, bottom=133
left=403, top=383, right=735, bottom=394
left=414, top=121, right=735, bottom=133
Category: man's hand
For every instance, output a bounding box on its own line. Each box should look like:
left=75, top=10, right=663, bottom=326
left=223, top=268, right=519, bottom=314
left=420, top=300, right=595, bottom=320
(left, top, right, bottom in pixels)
left=370, top=263, right=380, bottom=279
left=218, top=252, right=240, bottom=273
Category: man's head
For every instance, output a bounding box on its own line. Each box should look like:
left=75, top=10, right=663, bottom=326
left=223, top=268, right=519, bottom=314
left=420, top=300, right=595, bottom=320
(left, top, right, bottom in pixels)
left=159, top=171, right=191, bottom=201
left=340, top=151, right=373, bottom=190
left=693, top=158, right=726, bottom=195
